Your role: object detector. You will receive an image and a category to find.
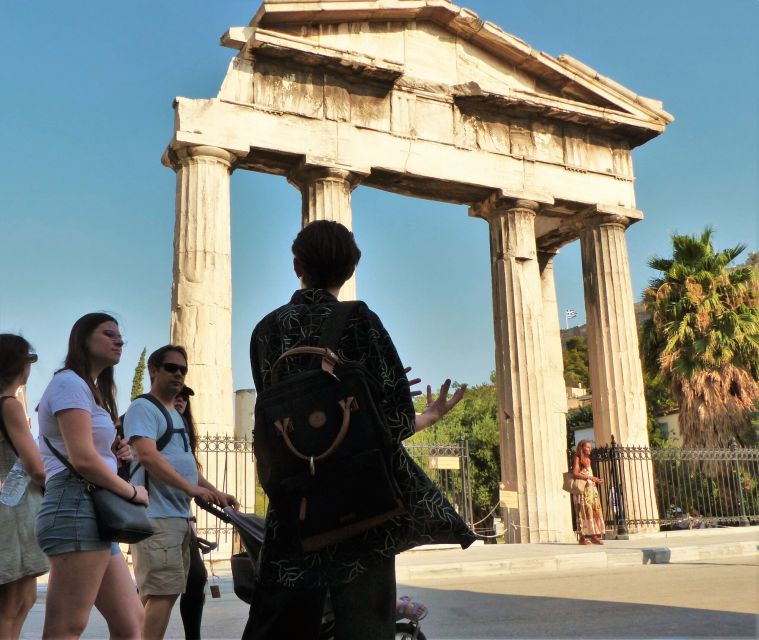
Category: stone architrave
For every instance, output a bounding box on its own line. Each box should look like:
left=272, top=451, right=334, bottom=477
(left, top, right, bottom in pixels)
left=580, top=213, right=659, bottom=529
left=471, top=196, right=570, bottom=543
left=166, top=145, right=236, bottom=436
left=538, top=250, right=574, bottom=537
left=288, top=164, right=365, bottom=300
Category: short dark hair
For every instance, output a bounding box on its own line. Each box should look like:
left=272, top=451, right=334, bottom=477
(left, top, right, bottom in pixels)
left=291, top=220, right=361, bottom=289
left=0, top=334, right=33, bottom=390
left=147, top=345, right=188, bottom=381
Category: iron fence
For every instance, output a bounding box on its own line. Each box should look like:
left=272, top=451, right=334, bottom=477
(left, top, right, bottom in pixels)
left=192, top=434, right=473, bottom=541
left=586, top=437, right=759, bottom=534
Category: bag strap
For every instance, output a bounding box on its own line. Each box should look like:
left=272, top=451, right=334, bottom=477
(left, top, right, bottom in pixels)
left=42, top=435, right=87, bottom=483
left=0, top=397, right=19, bottom=457
left=269, top=302, right=361, bottom=384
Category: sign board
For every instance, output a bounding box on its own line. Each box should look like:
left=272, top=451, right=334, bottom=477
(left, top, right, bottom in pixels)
left=428, top=455, right=460, bottom=470
left=499, top=489, right=519, bottom=509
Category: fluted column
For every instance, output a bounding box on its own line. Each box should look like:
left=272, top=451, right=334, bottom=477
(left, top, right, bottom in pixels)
left=470, top=196, right=560, bottom=542
left=168, top=145, right=235, bottom=436
left=580, top=214, right=658, bottom=529
left=538, top=251, right=574, bottom=540
left=289, top=165, right=365, bottom=300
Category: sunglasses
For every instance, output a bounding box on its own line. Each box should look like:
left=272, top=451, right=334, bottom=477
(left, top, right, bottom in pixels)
left=161, top=362, right=188, bottom=376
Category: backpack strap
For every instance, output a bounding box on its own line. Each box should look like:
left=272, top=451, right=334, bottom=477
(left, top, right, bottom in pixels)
left=136, top=394, right=186, bottom=452
left=127, top=394, right=188, bottom=486
left=269, top=302, right=362, bottom=384
left=0, top=396, right=19, bottom=457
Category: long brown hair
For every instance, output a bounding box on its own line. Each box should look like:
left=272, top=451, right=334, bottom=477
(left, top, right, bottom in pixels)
left=60, top=312, right=119, bottom=422
left=574, top=439, right=593, bottom=468
left=178, top=392, right=202, bottom=471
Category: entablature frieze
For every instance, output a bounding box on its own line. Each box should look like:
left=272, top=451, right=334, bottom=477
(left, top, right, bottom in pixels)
left=166, top=96, right=641, bottom=220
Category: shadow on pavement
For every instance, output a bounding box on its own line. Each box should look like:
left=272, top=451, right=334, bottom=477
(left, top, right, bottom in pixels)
left=400, top=587, right=756, bottom=639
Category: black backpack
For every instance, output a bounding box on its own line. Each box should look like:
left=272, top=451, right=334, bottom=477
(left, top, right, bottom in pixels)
left=253, top=301, right=406, bottom=553
left=122, top=394, right=189, bottom=489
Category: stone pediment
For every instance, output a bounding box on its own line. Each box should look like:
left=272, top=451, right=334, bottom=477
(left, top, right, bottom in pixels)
left=221, top=0, right=672, bottom=145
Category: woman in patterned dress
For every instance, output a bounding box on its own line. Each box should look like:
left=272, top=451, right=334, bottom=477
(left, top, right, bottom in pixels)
left=0, top=334, right=48, bottom=640
left=246, top=220, right=475, bottom=639
left=572, top=439, right=605, bottom=545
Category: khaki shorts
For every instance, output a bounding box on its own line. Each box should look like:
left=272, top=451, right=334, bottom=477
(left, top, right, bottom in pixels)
left=131, top=517, right=191, bottom=596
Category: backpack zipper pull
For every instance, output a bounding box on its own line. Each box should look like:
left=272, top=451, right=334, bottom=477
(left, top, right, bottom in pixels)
left=299, top=497, right=307, bottom=521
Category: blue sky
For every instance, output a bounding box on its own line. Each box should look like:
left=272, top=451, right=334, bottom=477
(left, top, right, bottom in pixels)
left=1, top=1, right=756, bottom=428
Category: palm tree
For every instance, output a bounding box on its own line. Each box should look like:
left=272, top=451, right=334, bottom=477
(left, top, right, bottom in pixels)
left=641, top=228, right=759, bottom=448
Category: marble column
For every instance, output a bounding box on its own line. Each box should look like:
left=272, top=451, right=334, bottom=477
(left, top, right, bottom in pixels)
left=538, top=251, right=574, bottom=540
left=470, top=196, right=561, bottom=543
left=289, top=165, right=365, bottom=301
left=580, top=214, right=658, bottom=529
left=167, top=144, right=236, bottom=437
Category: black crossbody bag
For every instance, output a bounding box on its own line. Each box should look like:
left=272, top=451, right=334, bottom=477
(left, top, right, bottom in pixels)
left=43, top=436, right=153, bottom=544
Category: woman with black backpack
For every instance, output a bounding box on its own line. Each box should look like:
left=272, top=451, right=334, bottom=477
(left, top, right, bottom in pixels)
left=247, top=221, right=475, bottom=639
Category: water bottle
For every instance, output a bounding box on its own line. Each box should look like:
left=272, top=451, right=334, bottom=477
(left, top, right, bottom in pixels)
left=0, top=460, right=31, bottom=506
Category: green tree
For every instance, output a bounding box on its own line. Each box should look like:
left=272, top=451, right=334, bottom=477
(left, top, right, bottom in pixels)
left=640, top=228, right=759, bottom=447
left=642, top=370, right=678, bottom=447
left=410, top=378, right=500, bottom=521
left=563, top=336, right=590, bottom=389
left=566, top=405, right=592, bottom=450
left=131, top=348, right=147, bottom=401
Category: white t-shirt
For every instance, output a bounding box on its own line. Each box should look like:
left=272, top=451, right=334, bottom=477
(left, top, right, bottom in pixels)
left=37, top=369, right=118, bottom=479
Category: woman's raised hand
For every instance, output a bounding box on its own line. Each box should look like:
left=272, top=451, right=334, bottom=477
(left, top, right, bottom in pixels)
left=415, top=379, right=467, bottom=432
left=403, top=366, right=422, bottom=397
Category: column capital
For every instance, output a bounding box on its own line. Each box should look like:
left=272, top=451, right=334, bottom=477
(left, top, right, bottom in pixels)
left=470, top=194, right=541, bottom=222
left=287, top=162, right=367, bottom=191
left=162, top=144, right=237, bottom=172
left=584, top=213, right=631, bottom=230
left=580, top=204, right=644, bottom=231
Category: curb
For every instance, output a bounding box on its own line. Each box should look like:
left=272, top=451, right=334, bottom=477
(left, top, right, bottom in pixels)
left=395, top=539, right=759, bottom=582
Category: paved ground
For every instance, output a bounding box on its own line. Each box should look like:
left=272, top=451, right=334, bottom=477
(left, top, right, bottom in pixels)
left=22, top=527, right=759, bottom=639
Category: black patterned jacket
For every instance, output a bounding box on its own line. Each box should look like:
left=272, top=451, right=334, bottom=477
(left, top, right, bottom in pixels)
left=250, top=288, right=476, bottom=587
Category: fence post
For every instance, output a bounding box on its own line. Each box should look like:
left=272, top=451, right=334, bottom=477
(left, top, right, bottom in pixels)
left=730, top=438, right=750, bottom=527
left=609, top=435, right=629, bottom=539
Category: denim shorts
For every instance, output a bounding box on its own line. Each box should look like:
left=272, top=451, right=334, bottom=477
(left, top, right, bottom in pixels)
left=36, top=471, right=121, bottom=557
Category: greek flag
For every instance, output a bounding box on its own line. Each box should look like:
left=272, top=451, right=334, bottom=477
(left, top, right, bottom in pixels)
left=565, top=309, right=577, bottom=320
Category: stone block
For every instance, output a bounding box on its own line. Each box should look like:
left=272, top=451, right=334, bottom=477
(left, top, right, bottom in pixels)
left=403, top=21, right=457, bottom=85
left=456, top=37, right=535, bottom=95
left=414, top=97, right=454, bottom=145
left=253, top=59, right=324, bottom=120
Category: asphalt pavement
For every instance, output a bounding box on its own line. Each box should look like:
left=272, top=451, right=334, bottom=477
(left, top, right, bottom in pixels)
left=22, top=526, right=758, bottom=639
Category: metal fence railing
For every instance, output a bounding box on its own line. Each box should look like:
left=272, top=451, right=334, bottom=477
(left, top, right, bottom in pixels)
left=192, top=434, right=473, bottom=542
left=585, top=437, right=759, bottom=534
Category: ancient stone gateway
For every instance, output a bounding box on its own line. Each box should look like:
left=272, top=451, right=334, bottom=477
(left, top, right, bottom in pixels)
left=162, top=0, right=672, bottom=541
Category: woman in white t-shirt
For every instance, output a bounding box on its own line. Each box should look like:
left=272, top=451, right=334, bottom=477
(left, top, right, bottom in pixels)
left=36, top=313, right=148, bottom=639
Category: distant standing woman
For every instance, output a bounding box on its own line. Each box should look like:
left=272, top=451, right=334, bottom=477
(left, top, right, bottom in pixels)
left=572, top=439, right=605, bottom=545
left=0, top=335, right=48, bottom=640
left=36, top=313, right=147, bottom=639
